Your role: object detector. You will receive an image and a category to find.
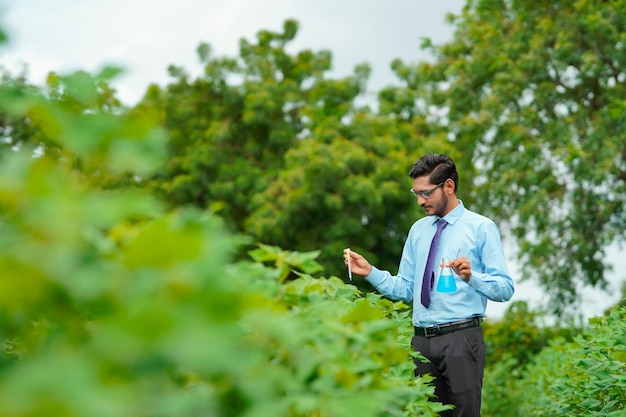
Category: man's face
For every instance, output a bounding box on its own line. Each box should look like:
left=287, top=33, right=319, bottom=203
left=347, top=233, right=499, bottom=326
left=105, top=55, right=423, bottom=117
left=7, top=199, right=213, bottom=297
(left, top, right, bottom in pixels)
left=411, top=176, right=451, bottom=217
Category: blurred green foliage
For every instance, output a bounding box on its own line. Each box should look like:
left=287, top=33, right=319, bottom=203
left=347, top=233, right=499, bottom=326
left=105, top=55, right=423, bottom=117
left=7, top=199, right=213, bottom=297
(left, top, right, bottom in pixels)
left=2, top=2, right=626, bottom=415
left=0, top=58, right=445, bottom=417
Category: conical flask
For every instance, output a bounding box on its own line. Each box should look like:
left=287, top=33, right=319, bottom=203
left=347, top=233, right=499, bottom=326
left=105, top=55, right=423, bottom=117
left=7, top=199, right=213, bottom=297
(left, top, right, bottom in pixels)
left=437, top=257, right=457, bottom=293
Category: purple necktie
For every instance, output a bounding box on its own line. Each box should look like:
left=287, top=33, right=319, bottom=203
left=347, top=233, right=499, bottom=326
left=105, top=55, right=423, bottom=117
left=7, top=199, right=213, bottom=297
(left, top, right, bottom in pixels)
left=421, top=218, right=448, bottom=308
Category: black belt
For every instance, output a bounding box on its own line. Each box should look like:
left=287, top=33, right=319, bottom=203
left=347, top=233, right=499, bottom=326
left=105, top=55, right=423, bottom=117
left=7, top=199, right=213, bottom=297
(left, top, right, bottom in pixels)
left=414, top=317, right=483, bottom=338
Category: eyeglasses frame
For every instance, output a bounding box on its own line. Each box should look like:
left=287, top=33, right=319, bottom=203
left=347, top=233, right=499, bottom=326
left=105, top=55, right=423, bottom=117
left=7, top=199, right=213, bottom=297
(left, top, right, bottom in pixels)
left=410, top=181, right=446, bottom=199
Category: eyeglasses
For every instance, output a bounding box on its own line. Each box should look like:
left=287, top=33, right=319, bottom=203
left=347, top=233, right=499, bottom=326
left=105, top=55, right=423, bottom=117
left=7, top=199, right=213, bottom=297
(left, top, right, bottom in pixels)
left=410, top=181, right=445, bottom=199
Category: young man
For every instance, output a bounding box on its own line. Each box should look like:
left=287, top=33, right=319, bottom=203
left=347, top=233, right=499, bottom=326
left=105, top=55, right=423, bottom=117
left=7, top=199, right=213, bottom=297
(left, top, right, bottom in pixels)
left=344, top=153, right=514, bottom=417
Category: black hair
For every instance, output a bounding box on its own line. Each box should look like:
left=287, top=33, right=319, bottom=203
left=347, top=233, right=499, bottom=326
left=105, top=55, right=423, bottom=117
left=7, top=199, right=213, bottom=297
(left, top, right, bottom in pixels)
left=408, top=153, right=458, bottom=192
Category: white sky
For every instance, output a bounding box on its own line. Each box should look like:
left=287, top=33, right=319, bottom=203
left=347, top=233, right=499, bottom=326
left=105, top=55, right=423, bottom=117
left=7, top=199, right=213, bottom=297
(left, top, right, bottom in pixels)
left=0, top=0, right=465, bottom=105
left=0, top=0, right=623, bottom=320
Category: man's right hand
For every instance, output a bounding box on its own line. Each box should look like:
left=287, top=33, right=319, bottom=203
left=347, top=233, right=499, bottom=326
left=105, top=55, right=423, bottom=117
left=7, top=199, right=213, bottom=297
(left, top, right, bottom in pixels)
left=343, top=248, right=373, bottom=277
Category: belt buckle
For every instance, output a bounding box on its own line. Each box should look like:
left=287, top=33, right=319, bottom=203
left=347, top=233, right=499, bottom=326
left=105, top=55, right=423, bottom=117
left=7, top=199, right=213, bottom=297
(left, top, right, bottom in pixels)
left=424, top=326, right=440, bottom=337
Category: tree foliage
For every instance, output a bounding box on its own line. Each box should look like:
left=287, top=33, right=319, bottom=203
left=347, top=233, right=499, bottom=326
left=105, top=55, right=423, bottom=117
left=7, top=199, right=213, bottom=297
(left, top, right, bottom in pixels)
left=140, top=20, right=357, bottom=227
left=395, top=0, right=626, bottom=313
left=3, top=7, right=626, bottom=417
left=134, top=6, right=626, bottom=310
left=0, top=63, right=446, bottom=417
left=4, top=2, right=625, bottom=314
left=136, top=19, right=461, bottom=277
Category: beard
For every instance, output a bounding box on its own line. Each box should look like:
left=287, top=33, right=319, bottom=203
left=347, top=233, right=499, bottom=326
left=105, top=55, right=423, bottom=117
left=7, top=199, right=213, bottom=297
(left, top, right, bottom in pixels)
left=421, top=193, right=449, bottom=218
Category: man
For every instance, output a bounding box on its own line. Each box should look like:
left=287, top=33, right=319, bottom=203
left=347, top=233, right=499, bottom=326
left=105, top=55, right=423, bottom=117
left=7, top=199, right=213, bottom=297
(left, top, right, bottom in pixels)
left=344, top=153, right=514, bottom=417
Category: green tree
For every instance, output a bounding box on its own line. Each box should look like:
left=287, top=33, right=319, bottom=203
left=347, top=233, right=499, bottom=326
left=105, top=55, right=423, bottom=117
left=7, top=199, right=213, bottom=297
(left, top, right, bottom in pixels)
left=246, top=111, right=435, bottom=278
left=0, top=53, right=445, bottom=417
left=137, top=19, right=459, bottom=277
left=139, top=20, right=357, bottom=231
left=392, top=0, right=626, bottom=313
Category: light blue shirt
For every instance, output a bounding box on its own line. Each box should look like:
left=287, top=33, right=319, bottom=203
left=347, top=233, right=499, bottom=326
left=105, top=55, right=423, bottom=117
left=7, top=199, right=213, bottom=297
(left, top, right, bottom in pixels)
left=366, top=201, right=514, bottom=327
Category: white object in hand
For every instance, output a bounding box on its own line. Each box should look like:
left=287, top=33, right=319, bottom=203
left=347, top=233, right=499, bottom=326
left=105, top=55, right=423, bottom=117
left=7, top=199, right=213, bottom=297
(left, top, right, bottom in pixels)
left=347, top=248, right=352, bottom=281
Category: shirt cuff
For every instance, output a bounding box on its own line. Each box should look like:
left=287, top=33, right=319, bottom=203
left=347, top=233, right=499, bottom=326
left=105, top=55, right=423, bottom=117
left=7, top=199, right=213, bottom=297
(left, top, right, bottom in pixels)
left=467, top=271, right=482, bottom=289
left=365, top=265, right=386, bottom=287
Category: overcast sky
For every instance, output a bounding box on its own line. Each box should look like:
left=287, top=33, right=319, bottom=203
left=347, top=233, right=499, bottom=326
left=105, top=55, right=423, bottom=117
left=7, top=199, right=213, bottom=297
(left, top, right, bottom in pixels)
left=0, top=0, right=465, bottom=105
left=1, top=0, right=623, bottom=320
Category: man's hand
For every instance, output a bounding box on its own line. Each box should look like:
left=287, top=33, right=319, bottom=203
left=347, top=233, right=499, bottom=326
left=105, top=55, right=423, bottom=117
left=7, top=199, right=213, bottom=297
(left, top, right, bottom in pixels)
left=343, top=248, right=373, bottom=277
left=447, top=257, right=472, bottom=282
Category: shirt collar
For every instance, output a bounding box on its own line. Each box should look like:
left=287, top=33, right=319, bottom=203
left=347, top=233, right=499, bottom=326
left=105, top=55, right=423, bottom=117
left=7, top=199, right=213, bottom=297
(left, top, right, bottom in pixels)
left=433, top=200, right=465, bottom=226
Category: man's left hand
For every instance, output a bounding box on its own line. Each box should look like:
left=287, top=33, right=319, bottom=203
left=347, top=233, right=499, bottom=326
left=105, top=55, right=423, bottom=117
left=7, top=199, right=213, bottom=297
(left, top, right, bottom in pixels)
left=447, top=257, right=472, bottom=282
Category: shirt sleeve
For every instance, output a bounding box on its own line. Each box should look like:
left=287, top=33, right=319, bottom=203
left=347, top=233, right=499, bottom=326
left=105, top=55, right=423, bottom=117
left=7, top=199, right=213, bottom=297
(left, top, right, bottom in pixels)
left=466, top=222, right=515, bottom=302
left=364, top=234, right=416, bottom=303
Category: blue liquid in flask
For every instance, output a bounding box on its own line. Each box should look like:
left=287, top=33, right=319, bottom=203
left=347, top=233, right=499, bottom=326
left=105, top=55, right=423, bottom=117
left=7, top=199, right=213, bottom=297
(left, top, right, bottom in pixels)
left=437, top=258, right=457, bottom=293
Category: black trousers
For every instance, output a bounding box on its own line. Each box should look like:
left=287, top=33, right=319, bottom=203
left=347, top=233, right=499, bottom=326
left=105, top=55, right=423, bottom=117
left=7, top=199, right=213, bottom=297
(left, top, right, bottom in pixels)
left=411, top=326, right=485, bottom=417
